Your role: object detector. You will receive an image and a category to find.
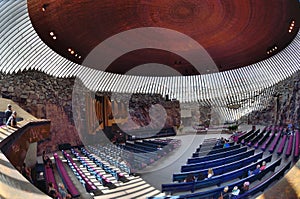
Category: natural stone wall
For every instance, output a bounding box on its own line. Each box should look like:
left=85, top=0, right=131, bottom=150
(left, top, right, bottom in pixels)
left=1, top=69, right=299, bottom=153
left=0, top=70, right=82, bottom=154
left=246, top=71, right=300, bottom=127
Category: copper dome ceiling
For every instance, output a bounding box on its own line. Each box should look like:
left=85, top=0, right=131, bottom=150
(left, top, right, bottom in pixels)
left=27, top=0, right=299, bottom=75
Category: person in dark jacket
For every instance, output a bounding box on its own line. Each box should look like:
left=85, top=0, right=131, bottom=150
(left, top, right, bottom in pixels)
left=6, top=111, right=17, bottom=127
left=5, top=104, right=12, bottom=122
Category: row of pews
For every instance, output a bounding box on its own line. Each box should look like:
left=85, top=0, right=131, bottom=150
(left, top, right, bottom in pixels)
left=149, top=126, right=299, bottom=199
left=53, top=153, right=81, bottom=198
left=88, top=138, right=181, bottom=173
left=42, top=138, right=180, bottom=198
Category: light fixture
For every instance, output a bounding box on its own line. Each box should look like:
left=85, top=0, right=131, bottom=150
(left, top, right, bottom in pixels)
left=42, top=4, right=49, bottom=12
left=68, top=48, right=71, bottom=52
left=71, top=50, right=74, bottom=54
left=52, top=36, right=57, bottom=40
left=288, top=20, right=295, bottom=33
left=49, top=32, right=54, bottom=36
left=267, top=45, right=278, bottom=55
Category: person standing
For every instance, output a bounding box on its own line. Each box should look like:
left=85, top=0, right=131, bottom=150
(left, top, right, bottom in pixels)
left=5, top=104, right=12, bottom=122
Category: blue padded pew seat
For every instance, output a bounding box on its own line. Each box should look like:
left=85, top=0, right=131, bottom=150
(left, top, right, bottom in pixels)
left=237, top=161, right=291, bottom=199
left=163, top=154, right=272, bottom=194
left=182, top=149, right=255, bottom=172
left=173, top=152, right=264, bottom=182
left=192, top=144, right=240, bottom=158
left=187, top=147, right=247, bottom=164
left=176, top=158, right=282, bottom=199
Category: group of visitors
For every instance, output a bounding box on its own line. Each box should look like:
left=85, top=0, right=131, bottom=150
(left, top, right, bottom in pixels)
left=183, top=159, right=257, bottom=198
left=184, top=168, right=214, bottom=182
left=44, top=151, right=71, bottom=199
left=281, top=125, right=295, bottom=137
left=5, top=104, right=17, bottom=127
left=216, top=137, right=230, bottom=147
left=219, top=181, right=250, bottom=199
left=248, top=161, right=266, bottom=176
left=218, top=161, right=267, bottom=198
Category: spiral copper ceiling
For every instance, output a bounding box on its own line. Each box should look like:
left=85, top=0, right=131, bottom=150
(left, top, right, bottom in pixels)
left=27, top=0, right=299, bottom=75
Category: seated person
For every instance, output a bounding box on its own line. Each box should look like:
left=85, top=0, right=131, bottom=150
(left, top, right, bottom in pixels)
left=207, top=168, right=214, bottom=178
left=248, top=170, right=252, bottom=176
left=231, top=131, right=239, bottom=142
left=66, top=195, right=72, bottom=199
left=58, top=183, right=71, bottom=199
left=42, top=151, right=52, bottom=168
left=252, top=164, right=261, bottom=175
left=184, top=173, right=195, bottom=182
left=216, top=137, right=224, bottom=146
left=223, top=140, right=230, bottom=148
left=219, top=186, right=231, bottom=199
left=239, top=181, right=250, bottom=195
left=260, top=161, right=266, bottom=171
left=6, top=111, right=17, bottom=127
left=231, top=186, right=240, bottom=199
left=281, top=129, right=288, bottom=137
left=48, top=182, right=58, bottom=199
left=197, top=172, right=206, bottom=181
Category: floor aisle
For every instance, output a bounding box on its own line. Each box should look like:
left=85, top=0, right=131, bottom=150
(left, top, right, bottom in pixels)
left=140, top=133, right=230, bottom=191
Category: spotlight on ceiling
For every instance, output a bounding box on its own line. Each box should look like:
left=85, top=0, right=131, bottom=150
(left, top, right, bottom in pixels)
left=67, top=48, right=81, bottom=59
left=41, top=3, right=49, bottom=12
left=288, top=20, right=295, bottom=33
left=266, top=45, right=278, bottom=55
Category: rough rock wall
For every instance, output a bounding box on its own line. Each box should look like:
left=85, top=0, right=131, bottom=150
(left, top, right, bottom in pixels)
left=0, top=70, right=82, bottom=154
left=247, top=71, right=300, bottom=127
